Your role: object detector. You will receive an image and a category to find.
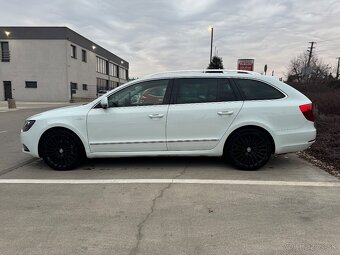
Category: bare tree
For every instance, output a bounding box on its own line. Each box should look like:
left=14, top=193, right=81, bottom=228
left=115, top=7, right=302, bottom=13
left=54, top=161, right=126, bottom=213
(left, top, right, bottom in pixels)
left=287, top=52, right=330, bottom=83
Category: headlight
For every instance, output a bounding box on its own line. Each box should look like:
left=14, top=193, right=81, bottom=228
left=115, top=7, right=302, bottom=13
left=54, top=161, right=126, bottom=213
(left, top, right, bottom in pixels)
left=22, top=120, right=36, bottom=132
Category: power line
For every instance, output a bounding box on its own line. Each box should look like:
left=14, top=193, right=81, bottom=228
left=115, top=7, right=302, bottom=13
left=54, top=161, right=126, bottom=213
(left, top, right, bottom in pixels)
left=316, top=35, right=340, bottom=43
left=317, top=41, right=340, bottom=47
left=314, top=52, right=336, bottom=58
left=315, top=46, right=340, bottom=54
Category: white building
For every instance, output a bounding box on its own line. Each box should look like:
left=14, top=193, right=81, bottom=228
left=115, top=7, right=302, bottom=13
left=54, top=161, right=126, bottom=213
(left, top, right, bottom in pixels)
left=0, top=27, right=129, bottom=102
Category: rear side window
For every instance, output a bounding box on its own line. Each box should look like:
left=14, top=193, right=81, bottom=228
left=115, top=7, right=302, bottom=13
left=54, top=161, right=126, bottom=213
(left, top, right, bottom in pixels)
left=219, top=79, right=237, bottom=101
left=176, top=78, right=218, bottom=104
left=234, top=79, right=285, bottom=100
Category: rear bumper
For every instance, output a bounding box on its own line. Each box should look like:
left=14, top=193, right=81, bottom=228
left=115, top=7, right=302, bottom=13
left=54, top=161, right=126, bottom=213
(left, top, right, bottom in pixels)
left=275, top=127, right=316, bottom=154
left=276, top=140, right=315, bottom=154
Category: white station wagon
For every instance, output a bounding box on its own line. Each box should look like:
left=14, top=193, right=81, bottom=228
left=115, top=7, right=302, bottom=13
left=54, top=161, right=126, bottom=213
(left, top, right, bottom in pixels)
left=21, top=70, right=316, bottom=170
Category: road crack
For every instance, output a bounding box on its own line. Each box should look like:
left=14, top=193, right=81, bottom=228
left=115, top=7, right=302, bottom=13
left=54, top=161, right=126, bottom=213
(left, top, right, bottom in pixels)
left=129, top=162, right=188, bottom=255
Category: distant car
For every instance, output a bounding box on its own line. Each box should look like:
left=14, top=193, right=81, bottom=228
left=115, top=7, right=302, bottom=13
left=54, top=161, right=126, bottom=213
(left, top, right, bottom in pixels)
left=96, top=90, right=107, bottom=97
left=21, top=70, right=316, bottom=171
left=139, top=86, right=166, bottom=105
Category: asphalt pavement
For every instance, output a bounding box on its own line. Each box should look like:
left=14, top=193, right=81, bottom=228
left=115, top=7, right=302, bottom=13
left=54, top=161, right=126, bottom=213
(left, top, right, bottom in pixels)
left=0, top=102, right=70, bottom=172
left=0, top=103, right=339, bottom=255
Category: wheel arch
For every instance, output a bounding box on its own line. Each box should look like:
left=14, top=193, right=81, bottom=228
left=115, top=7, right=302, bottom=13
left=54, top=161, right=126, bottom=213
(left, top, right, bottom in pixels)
left=38, top=127, right=86, bottom=158
left=223, top=125, right=276, bottom=155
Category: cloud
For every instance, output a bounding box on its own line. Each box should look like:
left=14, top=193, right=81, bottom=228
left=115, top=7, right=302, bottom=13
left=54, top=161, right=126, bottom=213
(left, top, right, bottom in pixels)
left=1, top=0, right=339, bottom=77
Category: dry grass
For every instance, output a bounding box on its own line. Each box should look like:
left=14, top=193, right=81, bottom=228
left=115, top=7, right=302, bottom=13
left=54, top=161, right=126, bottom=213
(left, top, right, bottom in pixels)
left=289, top=80, right=340, bottom=175
left=307, top=114, right=340, bottom=172
left=290, top=81, right=340, bottom=115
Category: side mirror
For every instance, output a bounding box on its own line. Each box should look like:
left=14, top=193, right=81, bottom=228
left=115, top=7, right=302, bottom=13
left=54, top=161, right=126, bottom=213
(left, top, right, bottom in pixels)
left=100, top=97, right=108, bottom=109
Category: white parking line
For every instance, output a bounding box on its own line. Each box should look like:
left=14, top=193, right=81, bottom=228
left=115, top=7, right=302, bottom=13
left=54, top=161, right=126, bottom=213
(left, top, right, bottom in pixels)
left=0, top=179, right=339, bottom=187
left=0, top=130, right=8, bottom=134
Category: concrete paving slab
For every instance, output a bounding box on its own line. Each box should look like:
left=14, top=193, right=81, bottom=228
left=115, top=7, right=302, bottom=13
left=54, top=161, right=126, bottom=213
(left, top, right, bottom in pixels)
left=2, top=154, right=337, bottom=183
left=0, top=183, right=339, bottom=255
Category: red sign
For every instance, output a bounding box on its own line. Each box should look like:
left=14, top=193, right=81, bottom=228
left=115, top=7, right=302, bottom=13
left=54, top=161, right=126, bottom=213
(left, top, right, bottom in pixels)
left=237, top=59, right=254, bottom=71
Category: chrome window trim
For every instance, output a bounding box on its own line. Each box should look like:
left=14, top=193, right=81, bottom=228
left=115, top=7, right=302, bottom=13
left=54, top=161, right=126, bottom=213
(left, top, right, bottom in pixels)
left=90, top=138, right=219, bottom=146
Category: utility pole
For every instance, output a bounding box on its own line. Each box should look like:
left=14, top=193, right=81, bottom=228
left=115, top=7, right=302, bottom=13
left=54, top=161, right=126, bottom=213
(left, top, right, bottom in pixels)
left=210, top=27, right=214, bottom=63
left=304, top=41, right=316, bottom=79
left=336, top=57, right=340, bottom=79
left=307, top=41, right=316, bottom=68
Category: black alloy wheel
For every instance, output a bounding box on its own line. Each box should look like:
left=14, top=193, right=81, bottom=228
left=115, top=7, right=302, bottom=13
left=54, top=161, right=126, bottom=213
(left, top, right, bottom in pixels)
left=227, top=129, right=272, bottom=170
left=42, top=130, right=84, bottom=170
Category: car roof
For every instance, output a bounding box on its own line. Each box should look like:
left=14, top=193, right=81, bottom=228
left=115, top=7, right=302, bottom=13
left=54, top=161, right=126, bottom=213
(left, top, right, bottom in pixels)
left=141, top=69, right=261, bottom=80
left=91, top=69, right=308, bottom=106
left=134, top=70, right=303, bottom=99
left=121, top=70, right=285, bottom=93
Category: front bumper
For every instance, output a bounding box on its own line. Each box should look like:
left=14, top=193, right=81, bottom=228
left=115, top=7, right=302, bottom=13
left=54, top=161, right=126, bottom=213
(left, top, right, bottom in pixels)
left=21, top=129, right=40, bottom=158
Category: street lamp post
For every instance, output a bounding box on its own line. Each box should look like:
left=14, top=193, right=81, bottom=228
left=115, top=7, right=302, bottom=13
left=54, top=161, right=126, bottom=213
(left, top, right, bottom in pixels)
left=209, top=27, right=214, bottom=63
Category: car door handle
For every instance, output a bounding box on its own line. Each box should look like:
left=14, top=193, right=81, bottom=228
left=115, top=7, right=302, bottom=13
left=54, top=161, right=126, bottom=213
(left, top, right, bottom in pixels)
left=148, top=113, right=164, bottom=119
left=217, top=111, right=234, bottom=116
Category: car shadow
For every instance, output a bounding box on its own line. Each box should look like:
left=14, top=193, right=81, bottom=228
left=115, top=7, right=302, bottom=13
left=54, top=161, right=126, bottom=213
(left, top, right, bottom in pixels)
left=80, top=156, right=229, bottom=171
left=12, top=155, right=287, bottom=180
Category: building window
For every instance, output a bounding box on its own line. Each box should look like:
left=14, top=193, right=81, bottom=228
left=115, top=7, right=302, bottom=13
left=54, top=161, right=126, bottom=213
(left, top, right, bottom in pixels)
left=116, top=65, right=120, bottom=78
left=108, top=80, right=118, bottom=90
left=82, top=49, right=87, bottom=62
left=109, top=62, right=117, bottom=77
left=25, top=81, right=37, bottom=88
left=70, top=82, right=78, bottom=90
left=71, top=45, right=77, bottom=58
left=97, top=78, right=109, bottom=91
left=1, top=42, right=10, bottom=62
left=119, top=67, right=127, bottom=80
left=96, top=57, right=107, bottom=74
left=82, top=84, right=88, bottom=90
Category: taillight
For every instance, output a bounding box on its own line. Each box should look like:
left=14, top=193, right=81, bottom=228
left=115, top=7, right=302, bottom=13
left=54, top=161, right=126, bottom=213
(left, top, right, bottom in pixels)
left=299, top=103, right=315, bottom=122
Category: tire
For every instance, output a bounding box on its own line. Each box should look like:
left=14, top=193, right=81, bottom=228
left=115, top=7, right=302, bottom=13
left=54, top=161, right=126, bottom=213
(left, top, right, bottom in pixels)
left=41, top=129, right=84, bottom=170
left=226, top=129, right=272, bottom=170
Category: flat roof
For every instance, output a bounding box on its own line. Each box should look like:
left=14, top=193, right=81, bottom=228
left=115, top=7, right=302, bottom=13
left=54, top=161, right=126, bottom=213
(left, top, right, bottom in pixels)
left=0, top=26, right=129, bottom=69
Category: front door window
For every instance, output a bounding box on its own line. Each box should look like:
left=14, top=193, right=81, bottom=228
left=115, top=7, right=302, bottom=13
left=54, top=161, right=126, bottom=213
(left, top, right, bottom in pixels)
left=107, top=80, right=169, bottom=107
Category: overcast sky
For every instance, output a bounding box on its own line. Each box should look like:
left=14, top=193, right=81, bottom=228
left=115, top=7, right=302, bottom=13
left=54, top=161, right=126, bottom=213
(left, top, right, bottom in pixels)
left=1, top=0, right=340, bottom=78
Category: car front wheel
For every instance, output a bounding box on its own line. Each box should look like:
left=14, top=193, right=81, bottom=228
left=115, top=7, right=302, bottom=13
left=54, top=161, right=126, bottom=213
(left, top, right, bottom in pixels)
left=41, top=129, right=84, bottom=170
left=226, top=129, right=272, bottom=170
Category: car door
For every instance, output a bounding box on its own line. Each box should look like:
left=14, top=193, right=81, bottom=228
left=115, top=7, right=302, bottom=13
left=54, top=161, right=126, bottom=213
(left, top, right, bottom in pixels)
left=166, top=78, right=243, bottom=151
left=87, top=79, right=172, bottom=153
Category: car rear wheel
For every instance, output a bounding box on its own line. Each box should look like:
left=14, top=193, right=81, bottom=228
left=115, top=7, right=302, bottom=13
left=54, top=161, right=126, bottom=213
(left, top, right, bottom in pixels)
left=41, top=130, right=84, bottom=170
left=226, top=129, right=272, bottom=170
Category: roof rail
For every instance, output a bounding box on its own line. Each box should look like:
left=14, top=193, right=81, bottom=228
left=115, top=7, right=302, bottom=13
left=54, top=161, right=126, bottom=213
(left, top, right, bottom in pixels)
left=203, top=69, right=260, bottom=75
left=143, top=69, right=260, bottom=79
left=142, top=70, right=203, bottom=78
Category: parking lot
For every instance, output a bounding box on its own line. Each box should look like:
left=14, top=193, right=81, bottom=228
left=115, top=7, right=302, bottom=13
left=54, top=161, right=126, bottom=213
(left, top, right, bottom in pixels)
left=1, top=104, right=340, bottom=255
